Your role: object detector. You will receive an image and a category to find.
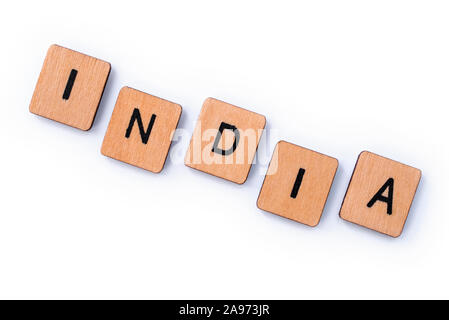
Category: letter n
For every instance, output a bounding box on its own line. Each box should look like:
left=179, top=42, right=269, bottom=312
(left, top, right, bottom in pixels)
left=125, top=108, right=156, bottom=144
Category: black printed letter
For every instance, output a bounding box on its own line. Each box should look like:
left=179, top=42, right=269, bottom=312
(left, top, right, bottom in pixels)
left=125, top=108, right=156, bottom=145
left=62, top=69, right=78, bottom=100
left=211, top=122, right=240, bottom=156
left=367, top=178, right=394, bottom=215
left=290, top=168, right=306, bottom=199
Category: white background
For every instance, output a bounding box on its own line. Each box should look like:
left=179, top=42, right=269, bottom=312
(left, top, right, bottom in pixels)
left=0, top=0, right=448, bottom=299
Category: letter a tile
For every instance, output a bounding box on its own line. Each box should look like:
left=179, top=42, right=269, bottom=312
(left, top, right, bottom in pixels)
left=257, top=141, right=338, bottom=227
left=184, top=98, right=266, bottom=184
left=101, top=87, right=182, bottom=173
left=29, top=44, right=111, bottom=130
left=340, top=151, right=421, bottom=237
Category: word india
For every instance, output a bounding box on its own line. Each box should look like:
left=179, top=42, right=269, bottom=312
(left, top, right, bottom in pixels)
left=29, top=44, right=422, bottom=238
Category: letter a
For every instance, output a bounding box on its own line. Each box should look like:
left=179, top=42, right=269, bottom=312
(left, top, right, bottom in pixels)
left=367, top=178, right=394, bottom=215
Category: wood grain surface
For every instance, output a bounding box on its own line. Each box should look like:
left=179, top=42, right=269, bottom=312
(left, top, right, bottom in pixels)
left=257, top=141, right=338, bottom=227
left=184, top=97, right=266, bottom=184
left=29, top=44, right=110, bottom=130
left=101, top=87, right=182, bottom=173
left=340, top=151, right=421, bottom=237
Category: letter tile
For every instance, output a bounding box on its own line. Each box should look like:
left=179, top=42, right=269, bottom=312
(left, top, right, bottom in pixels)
left=257, top=141, right=338, bottom=227
left=29, top=44, right=111, bottom=130
left=184, top=98, right=266, bottom=184
left=340, top=151, right=421, bottom=237
left=101, top=87, right=182, bottom=173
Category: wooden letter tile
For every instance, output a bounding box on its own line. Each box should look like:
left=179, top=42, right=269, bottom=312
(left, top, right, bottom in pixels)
left=257, top=141, right=338, bottom=227
left=184, top=98, right=266, bottom=184
left=340, top=151, right=421, bottom=237
left=29, top=44, right=111, bottom=130
left=101, top=87, right=182, bottom=173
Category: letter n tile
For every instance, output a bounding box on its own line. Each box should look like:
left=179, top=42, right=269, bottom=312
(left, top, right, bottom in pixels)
left=101, top=87, right=182, bottom=173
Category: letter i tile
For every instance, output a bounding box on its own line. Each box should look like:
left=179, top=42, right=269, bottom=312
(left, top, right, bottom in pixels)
left=101, top=87, right=182, bottom=173
left=339, top=151, right=421, bottom=237
left=257, top=141, right=338, bottom=227
left=29, top=44, right=111, bottom=130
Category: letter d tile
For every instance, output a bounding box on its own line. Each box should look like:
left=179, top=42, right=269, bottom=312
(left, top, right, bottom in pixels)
left=184, top=97, right=266, bottom=184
